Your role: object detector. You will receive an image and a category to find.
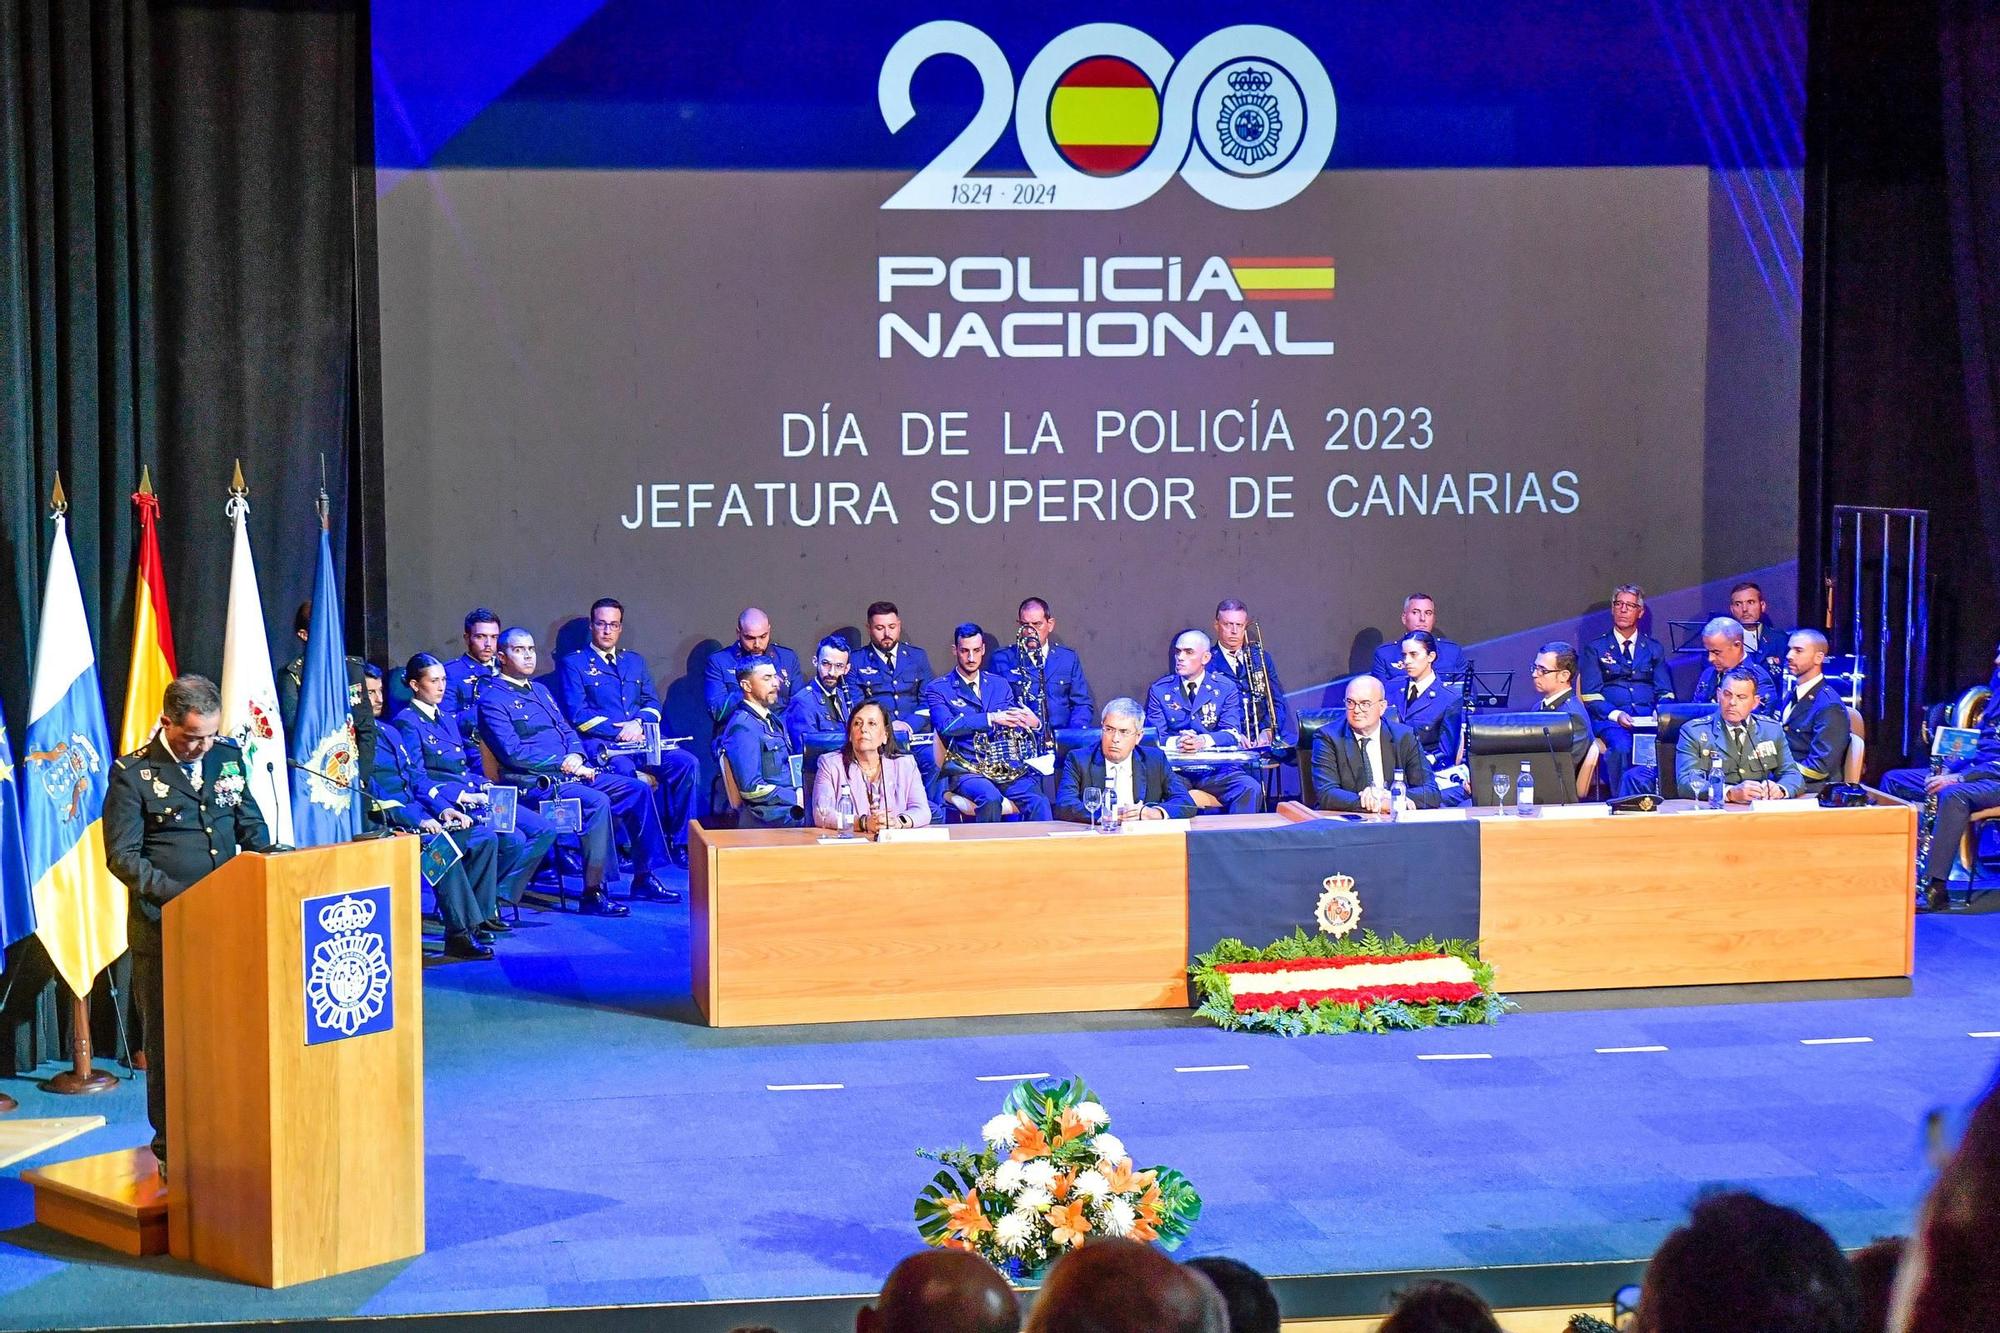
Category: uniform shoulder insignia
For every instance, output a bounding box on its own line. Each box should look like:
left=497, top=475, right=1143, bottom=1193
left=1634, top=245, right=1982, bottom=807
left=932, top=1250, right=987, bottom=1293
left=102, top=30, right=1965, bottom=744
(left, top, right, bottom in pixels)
left=114, top=751, right=144, bottom=766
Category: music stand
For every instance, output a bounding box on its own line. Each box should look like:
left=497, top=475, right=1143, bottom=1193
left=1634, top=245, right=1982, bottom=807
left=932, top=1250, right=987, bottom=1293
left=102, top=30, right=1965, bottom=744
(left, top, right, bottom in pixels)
left=1667, top=619, right=1710, bottom=654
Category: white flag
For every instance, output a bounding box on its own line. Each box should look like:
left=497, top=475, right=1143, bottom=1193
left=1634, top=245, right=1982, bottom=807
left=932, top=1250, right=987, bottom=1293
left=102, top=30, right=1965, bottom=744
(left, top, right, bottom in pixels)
left=219, top=492, right=294, bottom=844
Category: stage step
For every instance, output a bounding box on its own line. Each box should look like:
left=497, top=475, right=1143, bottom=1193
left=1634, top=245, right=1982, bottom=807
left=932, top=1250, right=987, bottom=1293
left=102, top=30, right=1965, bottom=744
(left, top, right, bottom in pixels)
left=23, top=1146, right=168, bottom=1257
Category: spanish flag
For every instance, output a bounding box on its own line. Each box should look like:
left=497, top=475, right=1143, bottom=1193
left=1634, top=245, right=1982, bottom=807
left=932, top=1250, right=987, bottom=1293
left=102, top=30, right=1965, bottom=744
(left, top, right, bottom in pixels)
left=1050, top=57, right=1160, bottom=176
left=25, top=479, right=127, bottom=998
left=119, top=467, right=178, bottom=756
left=1228, top=256, right=1337, bottom=301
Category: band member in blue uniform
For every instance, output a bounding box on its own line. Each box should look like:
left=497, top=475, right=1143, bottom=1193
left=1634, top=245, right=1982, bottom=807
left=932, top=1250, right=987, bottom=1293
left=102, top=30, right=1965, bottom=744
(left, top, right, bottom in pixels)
left=1675, top=667, right=1804, bottom=800
left=369, top=714, right=497, bottom=960
left=442, top=607, right=503, bottom=771
left=849, top=601, right=942, bottom=806
left=479, top=627, right=674, bottom=914
left=1778, top=629, right=1852, bottom=793
left=1915, top=682, right=2000, bottom=912
left=719, top=658, right=805, bottom=827
left=1385, top=630, right=1468, bottom=804
left=783, top=635, right=856, bottom=749
left=1577, top=584, right=1676, bottom=793
left=1729, top=582, right=1786, bottom=680
left=1692, top=617, right=1779, bottom=711
left=926, top=623, right=1052, bottom=822
left=1531, top=641, right=1595, bottom=769
left=990, top=598, right=1095, bottom=732
left=1311, top=675, right=1441, bottom=813
left=703, top=607, right=803, bottom=730
left=1210, top=599, right=1297, bottom=752
left=1370, top=593, right=1469, bottom=686
left=1883, top=639, right=2000, bottom=804
left=1054, top=697, right=1196, bottom=823
left=1145, top=630, right=1262, bottom=814
left=396, top=653, right=559, bottom=910
left=555, top=597, right=701, bottom=868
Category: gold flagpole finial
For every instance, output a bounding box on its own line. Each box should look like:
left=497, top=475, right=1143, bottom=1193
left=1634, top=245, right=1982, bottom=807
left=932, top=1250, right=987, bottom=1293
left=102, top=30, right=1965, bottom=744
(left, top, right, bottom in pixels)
left=50, top=474, right=67, bottom=516
left=137, top=465, right=155, bottom=498
left=229, top=458, right=247, bottom=496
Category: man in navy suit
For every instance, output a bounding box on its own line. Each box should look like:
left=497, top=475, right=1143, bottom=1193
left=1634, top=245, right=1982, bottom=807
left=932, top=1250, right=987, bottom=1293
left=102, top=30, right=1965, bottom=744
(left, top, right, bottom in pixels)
left=555, top=597, right=701, bottom=869
left=1577, top=583, right=1676, bottom=793
left=926, top=623, right=1052, bottom=822
left=1145, top=630, right=1262, bottom=813
left=1055, top=697, right=1196, bottom=823
left=1369, top=593, right=1468, bottom=687
left=990, top=598, right=1095, bottom=739
left=1385, top=629, right=1466, bottom=804
left=1310, top=675, right=1441, bottom=813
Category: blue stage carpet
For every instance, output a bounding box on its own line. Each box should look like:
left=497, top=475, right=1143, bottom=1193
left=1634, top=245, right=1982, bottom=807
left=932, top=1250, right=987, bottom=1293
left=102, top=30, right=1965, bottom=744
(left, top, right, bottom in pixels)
left=0, top=879, right=1993, bottom=1329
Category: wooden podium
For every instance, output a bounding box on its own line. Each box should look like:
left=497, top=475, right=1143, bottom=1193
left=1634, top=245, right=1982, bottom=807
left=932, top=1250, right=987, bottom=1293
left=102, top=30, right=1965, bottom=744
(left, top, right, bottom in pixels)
left=163, top=838, right=426, bottom=1287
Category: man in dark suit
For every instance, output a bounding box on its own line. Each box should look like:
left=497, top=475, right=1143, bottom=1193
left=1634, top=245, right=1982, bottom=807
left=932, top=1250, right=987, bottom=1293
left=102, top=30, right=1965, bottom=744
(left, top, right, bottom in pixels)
left=104, top=674, right=275, bottom=1175
left=1531, top=641, right=1595, bottom=769
left=1055, top=697, right=1196, bottom=822
left=1310, top=675, right=1441, bottom=813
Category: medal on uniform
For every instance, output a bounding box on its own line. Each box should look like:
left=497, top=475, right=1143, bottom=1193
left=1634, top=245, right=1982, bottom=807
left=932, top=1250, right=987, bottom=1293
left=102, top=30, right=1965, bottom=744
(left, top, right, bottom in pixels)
left=139, top=768, right=152, bottom=780
left=151, top=780, right=169, bottom=797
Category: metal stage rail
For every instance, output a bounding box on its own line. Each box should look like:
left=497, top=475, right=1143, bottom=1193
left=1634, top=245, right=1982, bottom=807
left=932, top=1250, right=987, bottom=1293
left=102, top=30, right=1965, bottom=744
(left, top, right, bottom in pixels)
left=1830, top=505, right=1930, bottom=762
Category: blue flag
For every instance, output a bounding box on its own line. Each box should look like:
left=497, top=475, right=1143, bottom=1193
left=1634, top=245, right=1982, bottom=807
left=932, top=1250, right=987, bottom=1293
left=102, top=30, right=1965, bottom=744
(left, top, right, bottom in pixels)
left=288, top=526, right=363, bottom=846
left=0, top=718, right=37, bottom=961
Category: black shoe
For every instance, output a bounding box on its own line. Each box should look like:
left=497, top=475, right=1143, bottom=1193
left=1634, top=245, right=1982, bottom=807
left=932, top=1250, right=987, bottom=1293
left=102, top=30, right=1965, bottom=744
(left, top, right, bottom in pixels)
left=473, top=926, right=497, bottom=943
left=669, top=843, right=691, bottom=869
left=443, top=932, right=495, bottom=960
left=479, top=916, right=515, bottom=934
left=630, top=877, right=683, bottom=904
left=1920, top=882, right=1951, bottom=914
left=579, top=891, right=630, bottom=918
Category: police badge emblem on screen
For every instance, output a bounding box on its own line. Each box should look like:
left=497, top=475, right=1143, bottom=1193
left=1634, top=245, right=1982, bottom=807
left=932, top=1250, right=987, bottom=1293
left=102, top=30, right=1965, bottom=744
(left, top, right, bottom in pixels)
left=880, top=22, right=1335, bottom=211
left=302, top=887, right=395, bottom=1046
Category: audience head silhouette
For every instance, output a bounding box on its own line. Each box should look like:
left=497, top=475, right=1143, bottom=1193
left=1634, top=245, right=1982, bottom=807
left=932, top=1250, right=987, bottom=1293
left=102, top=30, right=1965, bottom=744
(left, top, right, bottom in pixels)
left=1377, top=1279, right=1503, bottom=1333
left=1637, top=1191, right=1858, bottom=1333
left=1024, top=1239, right=1226, bottom=1333
left=1890, top=1079, right=2000, bottom=1332
left=1185, top=1256, right=1280, bottom=1333
left=858, top=1249, right=1018, bottom=1333
left=1846, top=1238, right=1902, bottom=1333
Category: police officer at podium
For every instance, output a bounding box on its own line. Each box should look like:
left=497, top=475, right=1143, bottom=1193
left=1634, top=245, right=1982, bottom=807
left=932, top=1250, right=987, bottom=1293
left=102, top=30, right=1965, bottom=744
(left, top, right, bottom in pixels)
left=104, top=673, right=275, bottom=1178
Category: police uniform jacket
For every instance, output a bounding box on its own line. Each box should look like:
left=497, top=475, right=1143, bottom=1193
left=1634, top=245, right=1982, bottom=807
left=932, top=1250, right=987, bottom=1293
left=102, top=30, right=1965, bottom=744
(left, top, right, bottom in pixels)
left=1386, top=673, right=1463, bottom=770
left=703, top=642, right=803, bottom=725
left=391, top=700, right=488, bottom=810
left=478, top=676, right=588, bottom=781
left=1309, top=718, right=1441, bottom=812
left=442, top=654, right=502, bottom=767
left=1693, top=657, right=1780, bottom=716
left=849, top=643, right=935, bottom=730
left=1208, top=643, right=1297, bottom=748
left=1577, top=631, right=1675, bottom=721
left=1536, top=687, right=1595, bottom=767
left=105, top=736, right=273, bottom=923
left=280, top=652, right=378, bottom=778
left=1778, top=676, right=1852, bottom=787
left=1370, top=636, right=1468, bottom=686
left=783, top=681, right=855, bottom=750
left=719, top=704, right=800, bottom=816
left=556, top=646, right=663, bottom=744
left=990, top=642, right=1094, bottom=730
left=925, top=670, right=1028, bottom=769
left=1675, top=713, right=1804, bottom=797
left=1143, top=671, right=1246, bottom=751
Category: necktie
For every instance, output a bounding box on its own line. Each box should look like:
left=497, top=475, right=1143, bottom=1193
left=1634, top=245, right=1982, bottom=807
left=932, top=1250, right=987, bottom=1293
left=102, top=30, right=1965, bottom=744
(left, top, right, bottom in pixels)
left=1729, top=724, right=1748, bottom=770
left=1620, top=639, right=1634, bottom=666
left=1184, top=682, right=1197, bottom=706
left=183, top=761, right=201, bottom=791
left=1360, top=733, right=1382, bottom=788
left=1406, top=682, right=1419, bottom=707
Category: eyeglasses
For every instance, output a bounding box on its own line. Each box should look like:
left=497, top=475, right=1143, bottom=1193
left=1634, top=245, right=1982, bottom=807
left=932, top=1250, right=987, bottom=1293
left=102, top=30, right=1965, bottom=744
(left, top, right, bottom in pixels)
left=1344, top=699, right=1383, bottom=711
left=590, top=619, right=621, bottom=629
left=1530, top=664, right=1558, bottom=676
left=1611, top=599, right=1643, bottom=610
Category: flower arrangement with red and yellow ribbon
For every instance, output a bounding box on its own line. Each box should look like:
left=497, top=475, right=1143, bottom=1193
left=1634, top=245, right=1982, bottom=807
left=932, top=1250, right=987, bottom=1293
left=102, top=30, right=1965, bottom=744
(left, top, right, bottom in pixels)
left=1193, top=929, right=1509, bottom=1035
left=915, top=1077, right=1200, bottom=1277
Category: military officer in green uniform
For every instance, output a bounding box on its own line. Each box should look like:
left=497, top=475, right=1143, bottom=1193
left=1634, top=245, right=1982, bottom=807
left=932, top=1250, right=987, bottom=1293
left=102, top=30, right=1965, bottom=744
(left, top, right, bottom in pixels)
left=104, top=674, right=275, bottom=1177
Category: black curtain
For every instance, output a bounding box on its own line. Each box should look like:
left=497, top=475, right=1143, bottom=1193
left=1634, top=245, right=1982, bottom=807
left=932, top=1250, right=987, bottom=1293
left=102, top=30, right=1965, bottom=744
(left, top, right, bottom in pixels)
left=0, top=0, right=377, bottom=1071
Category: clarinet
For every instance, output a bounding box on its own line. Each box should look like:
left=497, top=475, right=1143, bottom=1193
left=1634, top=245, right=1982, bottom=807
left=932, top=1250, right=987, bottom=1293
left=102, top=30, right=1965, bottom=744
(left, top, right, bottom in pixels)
left=1916, top=750, right=1947, bottom=882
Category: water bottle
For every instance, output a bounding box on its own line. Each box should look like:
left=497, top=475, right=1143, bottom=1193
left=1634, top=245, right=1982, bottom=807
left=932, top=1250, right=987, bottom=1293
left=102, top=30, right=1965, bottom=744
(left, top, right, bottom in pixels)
left=1707, top=756, right=1725, bottom=810
left=835, top=789, right=855, bottom=835
left=1515, top=761, right=1535, bottom=813
left=1389, top=768, right=1408, bottom=820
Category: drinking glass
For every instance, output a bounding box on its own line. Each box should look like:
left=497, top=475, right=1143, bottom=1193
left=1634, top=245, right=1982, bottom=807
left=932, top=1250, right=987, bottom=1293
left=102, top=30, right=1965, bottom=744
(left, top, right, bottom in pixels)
left=1491, top=771, right=1511, bottom=809
left=1082, top=786, right=1103, bottom=830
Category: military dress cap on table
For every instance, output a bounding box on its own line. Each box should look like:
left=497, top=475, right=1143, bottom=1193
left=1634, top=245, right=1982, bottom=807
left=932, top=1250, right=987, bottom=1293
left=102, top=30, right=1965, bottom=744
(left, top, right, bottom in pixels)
left=104, top=677, right=275, bottom=1170
left=1054, top=740, right=1196, bottom=822
left=1143, top=631, right=1262, bottom=814
left=477, top=629, right=672, bottom=914
left=554, top=603, right=701, bottom=867
left=368, top=719, right=497, bottom=959
left=924, top=647, right=1054, bottom=823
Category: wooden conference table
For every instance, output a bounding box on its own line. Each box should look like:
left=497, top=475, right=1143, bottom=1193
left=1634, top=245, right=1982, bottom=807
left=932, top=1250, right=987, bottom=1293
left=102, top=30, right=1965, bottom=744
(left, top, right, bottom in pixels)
left=688, top=799, right=1916, bottom=1028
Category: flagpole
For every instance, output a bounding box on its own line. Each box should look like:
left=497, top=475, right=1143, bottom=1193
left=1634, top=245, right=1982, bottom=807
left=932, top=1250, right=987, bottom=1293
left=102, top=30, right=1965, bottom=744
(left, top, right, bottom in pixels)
left=35, top=479, right=118, bottom=1096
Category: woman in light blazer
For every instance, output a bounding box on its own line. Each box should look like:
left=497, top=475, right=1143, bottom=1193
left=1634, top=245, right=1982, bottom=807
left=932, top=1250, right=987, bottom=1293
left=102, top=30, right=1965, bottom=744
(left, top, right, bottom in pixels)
left=812, top=701, right=931, bottom=835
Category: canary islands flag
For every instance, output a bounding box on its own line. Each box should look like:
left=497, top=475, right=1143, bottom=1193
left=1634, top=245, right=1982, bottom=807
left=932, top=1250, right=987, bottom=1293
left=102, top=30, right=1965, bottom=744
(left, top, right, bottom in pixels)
left=0, top=718, right=37, bottom=963
left=24, top=508, right=128, bottom=996
left=288, top=524, right=362, bottom=846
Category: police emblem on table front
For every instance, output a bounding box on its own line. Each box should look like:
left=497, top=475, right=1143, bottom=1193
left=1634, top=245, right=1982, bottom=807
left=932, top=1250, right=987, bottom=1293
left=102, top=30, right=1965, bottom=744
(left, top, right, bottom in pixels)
left=1315, top=873, right=1362, bottom=938
left=302, top=887, right=394, bottom=1045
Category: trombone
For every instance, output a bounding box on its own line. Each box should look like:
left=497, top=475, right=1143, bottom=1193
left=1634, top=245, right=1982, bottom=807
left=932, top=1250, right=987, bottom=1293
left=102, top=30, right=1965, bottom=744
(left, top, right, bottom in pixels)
left=1242, top=619, right=1277, bottom=750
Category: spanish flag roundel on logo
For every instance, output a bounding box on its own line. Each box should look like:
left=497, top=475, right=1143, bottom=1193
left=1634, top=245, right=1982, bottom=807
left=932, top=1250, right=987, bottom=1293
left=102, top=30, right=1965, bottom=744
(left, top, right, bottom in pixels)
left=1049, top=57, right=1160, bottom=177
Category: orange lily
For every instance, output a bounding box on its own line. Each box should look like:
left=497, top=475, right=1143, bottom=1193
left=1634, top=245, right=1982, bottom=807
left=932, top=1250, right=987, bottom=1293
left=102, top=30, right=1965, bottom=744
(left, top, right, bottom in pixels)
left=1127, top=1213, right=1159, bottom=1242
left=945, top=1189, right=993, bottom=1239
left=1011, top=1123, right=1052, bottom=1160
left=1049, top=1171, right=1074, bottom=1202
left=1049, top=1199, right=1092, bottom=1248
left=1136, top=1184, right=1164, bottom=1225
left=1099, top=1158, right=1140, bottom=1193
left=1056, top=1107, right=1091, bottom=1145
